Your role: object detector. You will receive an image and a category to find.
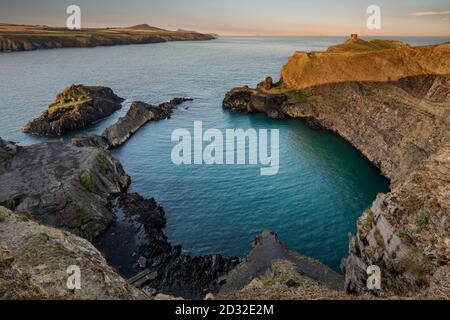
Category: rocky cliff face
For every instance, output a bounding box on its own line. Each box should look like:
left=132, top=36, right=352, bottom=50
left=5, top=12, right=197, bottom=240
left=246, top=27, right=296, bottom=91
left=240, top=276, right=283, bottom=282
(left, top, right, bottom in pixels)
left=0, top=206, right=146, bottom=299
left=223, top=38, right=450, bottom=298
left=22, top=85, right=124, bottom=136
left=0, top=137, right=130, bottom=240
left=280, top=41, right=450, bottom=90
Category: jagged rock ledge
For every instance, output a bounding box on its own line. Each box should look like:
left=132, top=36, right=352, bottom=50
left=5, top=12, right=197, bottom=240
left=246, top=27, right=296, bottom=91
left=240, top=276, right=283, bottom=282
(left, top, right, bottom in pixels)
left=73, top=97, right=193, bottom=149
left=22, top=84, right=124, bottom=136
left=219, top=231, right=344, bottom=295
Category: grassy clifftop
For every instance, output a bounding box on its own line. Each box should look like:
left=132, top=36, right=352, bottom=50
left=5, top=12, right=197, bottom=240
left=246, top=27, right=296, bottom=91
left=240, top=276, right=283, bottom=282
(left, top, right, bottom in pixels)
left=0, top=23, right=215, bottom=52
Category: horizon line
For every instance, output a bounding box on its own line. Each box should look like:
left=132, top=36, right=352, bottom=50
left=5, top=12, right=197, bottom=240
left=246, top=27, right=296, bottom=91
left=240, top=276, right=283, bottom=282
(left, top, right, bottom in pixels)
left=1, top=22, right=449, bottom=38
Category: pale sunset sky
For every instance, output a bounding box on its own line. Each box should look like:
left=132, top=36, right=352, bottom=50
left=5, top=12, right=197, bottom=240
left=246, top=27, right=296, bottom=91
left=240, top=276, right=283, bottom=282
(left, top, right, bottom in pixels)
left=1, top=0, right=449, bottom=36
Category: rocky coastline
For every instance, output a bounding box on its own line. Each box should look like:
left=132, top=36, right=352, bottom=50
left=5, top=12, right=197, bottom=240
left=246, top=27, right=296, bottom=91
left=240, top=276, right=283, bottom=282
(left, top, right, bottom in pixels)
left=0, top=23, right=216, bottom=53
left=223, top=37, right=450, bottom=298
left=1, top=35, right=449, bottom=300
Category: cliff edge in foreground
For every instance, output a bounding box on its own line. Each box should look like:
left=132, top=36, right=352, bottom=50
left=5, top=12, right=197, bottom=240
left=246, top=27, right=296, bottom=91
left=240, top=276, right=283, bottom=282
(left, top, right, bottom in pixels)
left=0, top=206, right=146, bottom=299
left=223, top=36, right=450, bottom=298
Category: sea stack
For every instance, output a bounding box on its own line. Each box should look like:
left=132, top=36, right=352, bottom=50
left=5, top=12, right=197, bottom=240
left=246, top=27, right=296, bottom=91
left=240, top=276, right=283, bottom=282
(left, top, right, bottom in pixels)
left=22, top=84, right=124, bottom=136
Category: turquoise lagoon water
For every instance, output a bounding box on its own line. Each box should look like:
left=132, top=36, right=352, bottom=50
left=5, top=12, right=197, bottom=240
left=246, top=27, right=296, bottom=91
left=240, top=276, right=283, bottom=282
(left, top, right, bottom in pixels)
left=1, top=36, right=445, bottom=271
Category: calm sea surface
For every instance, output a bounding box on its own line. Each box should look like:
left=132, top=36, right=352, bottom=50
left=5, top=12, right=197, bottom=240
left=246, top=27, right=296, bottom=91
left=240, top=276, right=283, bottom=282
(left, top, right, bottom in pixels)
left=1, top=36, right=446, bottom=271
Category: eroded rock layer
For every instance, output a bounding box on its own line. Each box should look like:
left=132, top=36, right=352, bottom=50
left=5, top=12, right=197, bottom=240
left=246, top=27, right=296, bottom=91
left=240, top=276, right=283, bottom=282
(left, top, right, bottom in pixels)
left=0, top=138, right=130, bottom=240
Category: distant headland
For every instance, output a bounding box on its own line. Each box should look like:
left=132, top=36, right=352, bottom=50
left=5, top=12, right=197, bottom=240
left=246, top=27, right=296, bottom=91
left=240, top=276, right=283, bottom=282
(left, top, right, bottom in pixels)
left=0, top=23, right=216, bottom=52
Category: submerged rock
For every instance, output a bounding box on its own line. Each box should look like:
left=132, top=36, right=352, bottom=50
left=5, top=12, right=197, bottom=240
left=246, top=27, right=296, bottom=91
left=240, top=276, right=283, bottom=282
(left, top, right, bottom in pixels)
left=22, top=84, right=124, bottom=136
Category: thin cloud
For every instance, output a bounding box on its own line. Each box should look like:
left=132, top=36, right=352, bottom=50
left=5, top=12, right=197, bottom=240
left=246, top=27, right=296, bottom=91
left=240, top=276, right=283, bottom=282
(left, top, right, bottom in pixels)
left=413, top=10, right=450, bottom=16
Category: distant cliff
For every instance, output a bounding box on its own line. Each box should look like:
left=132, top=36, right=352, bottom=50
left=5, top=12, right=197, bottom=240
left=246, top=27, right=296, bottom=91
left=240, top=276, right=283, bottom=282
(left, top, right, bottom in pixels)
left=280, top=35, right=450, bottom=89
left=0, top=23, right=215, bottom=52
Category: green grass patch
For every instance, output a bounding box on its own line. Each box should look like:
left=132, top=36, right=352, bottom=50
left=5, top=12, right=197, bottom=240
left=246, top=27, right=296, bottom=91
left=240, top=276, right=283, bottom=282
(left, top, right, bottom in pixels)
left=286, top=90, right=312, bottom=103
left=0, top=148, right=11, bottom=173
left=336, top=39, right=407, bottom=52
left=72, top=205, right=91, bottom=229
left=16, top=210, right=33, bottom=222
left=95, top=154, right=111, bottom=175
left=80, top=170, right=94, bottom=192
left=416, top=211, right=430, bottom=229
left=64, top=195, right=73, bottom=204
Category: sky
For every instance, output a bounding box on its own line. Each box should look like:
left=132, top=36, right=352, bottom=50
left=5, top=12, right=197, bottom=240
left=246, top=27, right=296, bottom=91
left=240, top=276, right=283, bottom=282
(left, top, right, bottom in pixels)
left=0, top=0, right=449, bottom=36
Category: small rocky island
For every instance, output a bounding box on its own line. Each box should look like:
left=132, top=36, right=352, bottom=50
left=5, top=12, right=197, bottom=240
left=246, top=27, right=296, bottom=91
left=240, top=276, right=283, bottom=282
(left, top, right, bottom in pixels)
left=22, top=84, right=124, bottom=136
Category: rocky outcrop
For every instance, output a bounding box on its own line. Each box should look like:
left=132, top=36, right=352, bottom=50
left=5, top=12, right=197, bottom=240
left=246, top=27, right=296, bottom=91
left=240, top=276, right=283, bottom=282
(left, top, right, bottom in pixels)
left=94, top=193, right=239, bottom=299
left=22, top=85, right=124, bottom=136
left=223, top=38, right=450, bottom=297
left=103, top=98, right=192, bottom=148
left=0, top=139, right=17, bottom=174
left=73, top=98, right=192, bottom=149
left=223, top=86, right=287, bottom=118
left=0, top=206, right=146, bottom=299
left=217, top=260, right=354, bottom=300
left=0, top=24, right=215, bottom=53
left=0, top=139, right=130, bottom=240
left=280, top=40, right=450, bottom=89
left=219, top=231, right=344, bottom=296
